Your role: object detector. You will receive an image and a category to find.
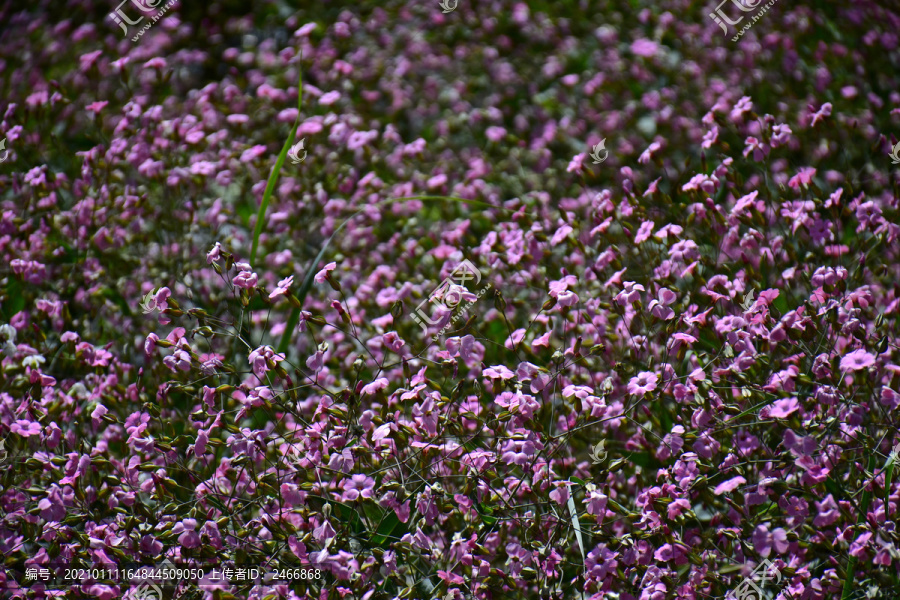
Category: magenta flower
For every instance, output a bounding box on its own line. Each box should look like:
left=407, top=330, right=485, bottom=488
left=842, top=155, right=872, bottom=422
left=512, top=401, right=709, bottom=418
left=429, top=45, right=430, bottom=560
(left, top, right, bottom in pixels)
left=248, top=345, right=285, bottom=379
left=634, top=220, right=655, bottom=244
left=616, top=281, right=645, bottom=305
left=566, top=153, right=586, bottom=174
left=268, top=275, right=294, bottom=300
left=788, top=167, right=817, bottom=190
left=154, top=287, right=171, bottom=311
left=713, top=476, right=746, bottom=495
left=631, top=38, right=658, bottom=58
left=840, top=349, right=876, bottom=372
left=340, top=474, right=375, bottom=502
left=163, top=348, right=191, bottom=372
left=361, top=378, right=389, bottom=396
left=11, top=419, right=42, bottom=437
left=743, top=136, right=768, bottom=161
left=648, top=288, right=677, bottom=320
left=768, top=397, right=800, bottom=418
left=382, top=331, right=406, bottom=353
left=314, top=262, right=337, bottom=283
left=232, top=265, right=258, bottom=289
left=173, top=518, right=201, bottom=549
left=85, top=101, right=108, bottom=114
left=627, top=372, right=658, bottom=396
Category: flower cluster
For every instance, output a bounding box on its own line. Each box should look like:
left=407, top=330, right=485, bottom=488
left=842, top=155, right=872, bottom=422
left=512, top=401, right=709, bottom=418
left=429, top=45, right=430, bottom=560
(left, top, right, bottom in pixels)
left=0, top=1, right=899, bottom=600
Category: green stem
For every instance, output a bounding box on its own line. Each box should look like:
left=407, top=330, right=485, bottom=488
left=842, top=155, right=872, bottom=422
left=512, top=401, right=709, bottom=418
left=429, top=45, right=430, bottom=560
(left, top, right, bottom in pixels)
left=249, top=60, right=304, bottom=266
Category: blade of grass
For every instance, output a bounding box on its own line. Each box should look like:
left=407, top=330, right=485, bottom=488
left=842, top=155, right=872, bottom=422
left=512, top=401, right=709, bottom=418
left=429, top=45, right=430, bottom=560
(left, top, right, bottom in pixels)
left=249, top=58, right=304, bottom=266
left=276, top=194, right=524, bottom=354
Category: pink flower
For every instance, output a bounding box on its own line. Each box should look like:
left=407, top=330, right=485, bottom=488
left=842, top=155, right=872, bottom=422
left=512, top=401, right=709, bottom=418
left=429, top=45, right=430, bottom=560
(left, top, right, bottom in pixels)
left=446, top=334, right=477, bottom=363
left=174, top=518, right=201, bottom=549
left=840, top=349, right=876, bottom=372
left=427, top=174, right=447, bottom=189
left=585, top=490, right=608, bottom=516
left=556, top=290, right=579, bottom=307
left=627, top=372, right=658, bottom=396
left=768, top=397, right=800, bottom=418
left=810, top=102, right=832, bottom=127
left=634, top=220, right=655, bottom=244
left=163, top=349, right=191, bottom=372
left=485, top=126, right=506, bottom=142
left=743, top=136, right=768, bottom=161
left=638, top=142, right=661, bottom=164
left=144, top=333, right=159, bottom=355
left=616, top=281, right=645, bottom=305
left=383, top=331, right=406, bottom=353
left=713, top=476, right=746, bottom=495
left=154, top=287, right=171, bottom=311
left=319, top=91, right=341, bottom=105
left=631, top=38, right=658, bottom=58
left=701, top=126, right=718, bottom=149
left=648, top=288, right=677, bottom=320
left=340, top=474, right=375, bottom=502
left=306, top=350, right=325, bottom=372
left=268, top=275, right=294, bottom=300
left=314, top=262, right=337, bottom=283
left=232, top=264, right=258, bottom=289
left=86, top=101, right=108, bottom=114
left=566, top=152, right=586, bottom=174
left=788, top=167, right=816, bottom=190
left=11, top=419, right=42, bottom=436
left=362, top=378, right=389, bottom=396
left=206, top=243, right=223, bottom=263
left=248, top=345, right=285, bottom=379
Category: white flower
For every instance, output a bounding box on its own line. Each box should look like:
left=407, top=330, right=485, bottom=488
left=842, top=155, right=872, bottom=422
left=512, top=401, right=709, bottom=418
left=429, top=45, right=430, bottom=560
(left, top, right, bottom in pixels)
left=0, top=324, right=16, bottom=342
left=22, top=355, right=46, bottom=368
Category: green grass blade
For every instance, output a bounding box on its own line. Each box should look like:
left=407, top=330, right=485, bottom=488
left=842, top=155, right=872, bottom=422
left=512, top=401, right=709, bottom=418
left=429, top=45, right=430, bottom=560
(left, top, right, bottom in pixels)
left=249, top=61, right=304, bottom=266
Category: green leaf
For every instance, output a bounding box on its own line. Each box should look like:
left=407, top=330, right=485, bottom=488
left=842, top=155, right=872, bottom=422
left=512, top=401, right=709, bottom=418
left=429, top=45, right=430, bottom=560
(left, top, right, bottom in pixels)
left=249, top=60, right=304, bottom=265
left=3, top=278, right=26, bottom=318
left=370, top=511, right=402, bottom=547
left=474, top=501, right=497, bottom=526
left=626, top=452, right=655, bottom=469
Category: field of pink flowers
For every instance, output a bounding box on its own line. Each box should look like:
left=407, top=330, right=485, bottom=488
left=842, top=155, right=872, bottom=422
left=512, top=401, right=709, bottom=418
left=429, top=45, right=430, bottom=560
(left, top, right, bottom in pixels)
left=2, top=1, right=900, bottom=599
